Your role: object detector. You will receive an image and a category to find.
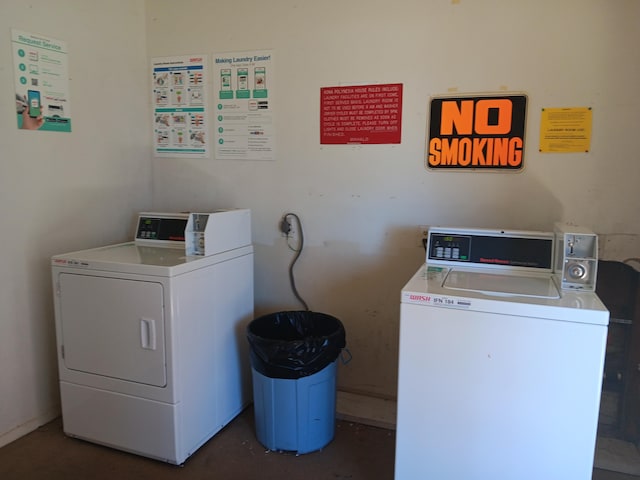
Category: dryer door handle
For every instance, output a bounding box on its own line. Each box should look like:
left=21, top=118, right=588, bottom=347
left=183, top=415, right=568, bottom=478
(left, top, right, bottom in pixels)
left=140, top=318, right=157, bottom=350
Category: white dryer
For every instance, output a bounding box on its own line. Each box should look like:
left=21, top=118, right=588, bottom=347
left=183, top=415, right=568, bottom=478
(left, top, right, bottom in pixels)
left=51, top=210, right=253, bottom=464
left=395, top=227, right=609, bottom=480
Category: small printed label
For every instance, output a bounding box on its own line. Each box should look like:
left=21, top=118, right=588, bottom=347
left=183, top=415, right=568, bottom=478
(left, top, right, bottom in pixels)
left=432, top=296, right=456, bottom=306
left=426, top=266, right=445, bottom=272
left=405, top=293, right=471, bottom=309
left=54, top=259, right=89, bottom=268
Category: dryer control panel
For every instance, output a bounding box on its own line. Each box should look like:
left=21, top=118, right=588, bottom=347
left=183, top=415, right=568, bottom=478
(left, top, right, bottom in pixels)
left=135, top=213, right=189, bottom=246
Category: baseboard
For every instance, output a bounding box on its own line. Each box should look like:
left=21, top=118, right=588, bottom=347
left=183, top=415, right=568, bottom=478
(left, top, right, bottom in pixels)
left=336, top=390, right=397, bottom=430
left=0, top=408, right=60, bottom=449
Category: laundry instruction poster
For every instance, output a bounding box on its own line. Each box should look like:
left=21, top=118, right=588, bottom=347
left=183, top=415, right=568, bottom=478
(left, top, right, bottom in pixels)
left=12, top=29, right=71, bottom=132
left=213, top=49, right=275, bottom=161
left=152, top=55, right=209, bottom=158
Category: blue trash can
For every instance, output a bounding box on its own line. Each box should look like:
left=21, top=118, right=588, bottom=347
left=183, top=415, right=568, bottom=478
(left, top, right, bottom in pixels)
left=247, top=311, right=346, bottom=454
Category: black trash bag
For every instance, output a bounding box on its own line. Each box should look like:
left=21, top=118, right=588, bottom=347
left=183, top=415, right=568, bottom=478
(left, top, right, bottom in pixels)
left=247, top=310, right=346, bottom=379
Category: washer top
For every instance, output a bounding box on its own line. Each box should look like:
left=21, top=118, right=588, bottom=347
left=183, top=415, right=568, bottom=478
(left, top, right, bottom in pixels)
left=52, top=210, right=253, bottom=277
left=402, top=264, right=608, bottom=326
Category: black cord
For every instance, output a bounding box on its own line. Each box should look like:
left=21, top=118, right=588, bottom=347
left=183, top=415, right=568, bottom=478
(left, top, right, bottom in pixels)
left=283, top=213, right=309, bottom=311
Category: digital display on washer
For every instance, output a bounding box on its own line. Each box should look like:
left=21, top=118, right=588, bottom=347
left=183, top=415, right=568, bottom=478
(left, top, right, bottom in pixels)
left=136, top=217, right=187, bottom=242
left=429, top=234, right=472, bottom=261
left=429, top=233, right=553, bottom=269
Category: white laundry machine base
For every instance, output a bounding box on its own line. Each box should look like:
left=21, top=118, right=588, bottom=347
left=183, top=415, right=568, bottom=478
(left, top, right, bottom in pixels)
left=395, top=228, right=608, bottom=480
left=396, top=299, right=606, bottom=480
left=61, top=382, right=182, bottom=463
left=52, top=211, right=254, bottom=465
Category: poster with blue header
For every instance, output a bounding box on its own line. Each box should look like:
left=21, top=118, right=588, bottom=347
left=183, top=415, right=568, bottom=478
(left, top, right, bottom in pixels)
left=213, top=49, right=275, bottom=161
left=12, top=29, right=71, bottom=132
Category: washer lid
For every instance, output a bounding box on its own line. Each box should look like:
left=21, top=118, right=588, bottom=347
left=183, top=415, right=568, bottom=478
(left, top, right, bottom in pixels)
left=443, top=268, right=560, bottom=299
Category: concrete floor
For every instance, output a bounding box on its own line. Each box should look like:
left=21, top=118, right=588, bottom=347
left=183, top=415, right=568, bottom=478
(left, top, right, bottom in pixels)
left=0, top=407, right=394, bottom=480
left=0, top=407, right=635, bottom=479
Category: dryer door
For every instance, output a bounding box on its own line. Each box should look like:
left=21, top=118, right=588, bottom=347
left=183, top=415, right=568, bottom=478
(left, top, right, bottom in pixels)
left=58, top=273, right=167, bottom=387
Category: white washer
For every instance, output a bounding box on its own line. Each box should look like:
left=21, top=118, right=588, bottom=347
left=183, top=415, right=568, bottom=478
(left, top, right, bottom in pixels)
left=51, top=210, right=253, bottom=464
left=395, top=227, right=609, bottom=480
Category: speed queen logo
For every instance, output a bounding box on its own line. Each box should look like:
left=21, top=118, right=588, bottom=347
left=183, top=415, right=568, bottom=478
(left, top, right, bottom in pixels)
left=426, top=94, right=527, bottom=170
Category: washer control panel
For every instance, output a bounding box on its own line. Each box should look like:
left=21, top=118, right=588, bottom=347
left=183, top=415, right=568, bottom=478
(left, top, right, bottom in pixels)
left=426, top=227, right=554, bottom=272
left=428, top=234, right=472, bottom=261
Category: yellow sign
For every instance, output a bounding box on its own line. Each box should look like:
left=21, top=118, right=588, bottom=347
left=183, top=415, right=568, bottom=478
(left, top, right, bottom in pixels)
left=539, top=107, right=592, bottom=153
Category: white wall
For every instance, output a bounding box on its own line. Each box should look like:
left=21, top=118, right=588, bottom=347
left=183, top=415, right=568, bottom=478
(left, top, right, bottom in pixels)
left=0, top=1, right=151, bottom=445
left=146, top=0, right=640, bottom=398
left=1, top=0, right=638, bottom=446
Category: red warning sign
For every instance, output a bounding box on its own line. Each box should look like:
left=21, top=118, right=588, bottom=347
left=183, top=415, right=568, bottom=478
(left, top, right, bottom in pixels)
left=320, top=83, right=402, bottom=144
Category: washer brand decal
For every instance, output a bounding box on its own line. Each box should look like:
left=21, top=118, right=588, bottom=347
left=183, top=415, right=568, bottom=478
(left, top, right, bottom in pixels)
left=427, top=94, right=527, bottom=170
left=406, top=294, right=470, bottom=309
left=53, top=259, right=89, bottom=267
left=409, top=294, right=431, bottom=302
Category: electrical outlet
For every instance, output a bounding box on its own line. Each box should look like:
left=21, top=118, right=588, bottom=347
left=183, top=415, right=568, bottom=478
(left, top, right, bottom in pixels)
left=418, top=225, right=429, bottom=249
left=279, top=218, right=289, bottom=236
left=280, top=215, right=295, bottom=237
left=286, top=218, right=296, bottom=238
